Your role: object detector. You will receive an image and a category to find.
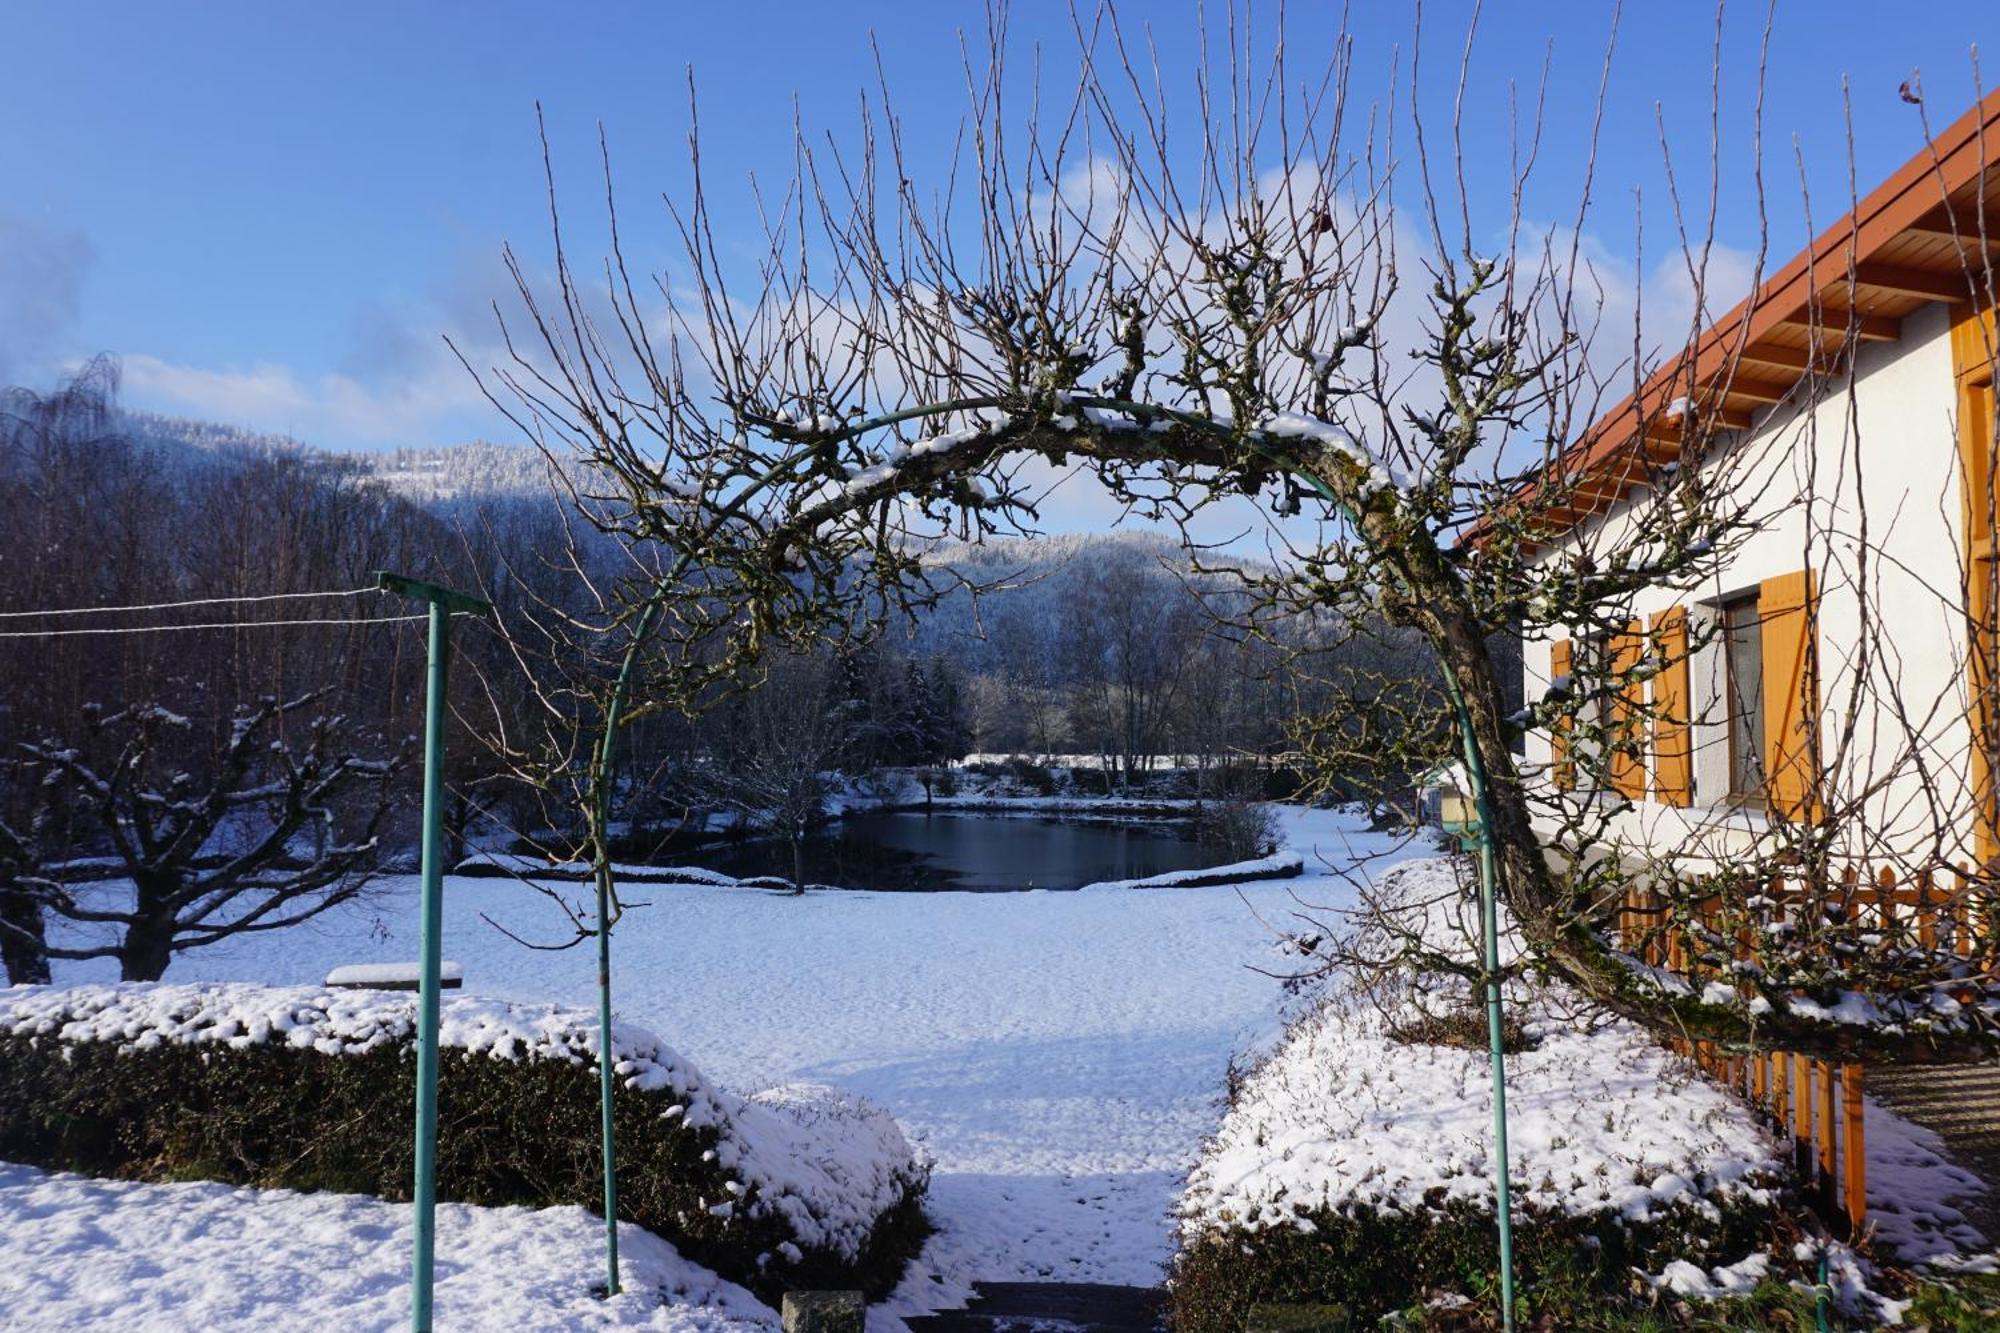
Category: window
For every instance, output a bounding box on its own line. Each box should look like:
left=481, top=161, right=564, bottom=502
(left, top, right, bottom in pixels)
left=1576, top=633, right=1614, bottom=790
left=1720, top=591, right=1765, bottom=803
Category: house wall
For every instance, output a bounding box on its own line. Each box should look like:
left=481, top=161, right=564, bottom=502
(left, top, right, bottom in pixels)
left=1520, top=301, right=1976, bottom=866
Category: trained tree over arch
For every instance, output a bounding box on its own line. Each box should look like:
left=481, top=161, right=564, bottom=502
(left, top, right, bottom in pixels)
left=467, top=5, right=2000, bottom=1066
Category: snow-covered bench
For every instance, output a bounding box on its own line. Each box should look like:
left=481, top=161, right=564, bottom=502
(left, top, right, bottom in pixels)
left=323, top=962, right=463, bottom=992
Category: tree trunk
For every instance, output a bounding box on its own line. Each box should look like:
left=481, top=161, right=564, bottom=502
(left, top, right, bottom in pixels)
left=446, top=789, right=472, bottom=867
left=118, top=878, right=178, bottom=981
left=790, top=833, right=807, bottom=894
left=119, top=919, right=175, bottom=982
left=0, top=884, right=51, bottom=985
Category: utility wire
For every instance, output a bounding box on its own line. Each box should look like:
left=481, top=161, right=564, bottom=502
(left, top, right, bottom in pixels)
left=0, top=614, right=427, bottom=639
left=0, top=585, right=383, bottom=620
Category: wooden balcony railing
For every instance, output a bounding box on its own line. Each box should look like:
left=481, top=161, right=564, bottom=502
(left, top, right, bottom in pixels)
left=1615, top=865, right=1994, bottom=1237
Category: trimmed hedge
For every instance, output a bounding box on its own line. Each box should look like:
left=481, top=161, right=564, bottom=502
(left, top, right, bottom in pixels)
left=1169, top=1194, right=1779, bottom=1330
left=0, top=990, right=927, bottom=1304
left=1172, top=856, right=1797, bottom=1330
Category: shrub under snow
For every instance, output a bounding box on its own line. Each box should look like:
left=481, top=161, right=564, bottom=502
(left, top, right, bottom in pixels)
left=0, top=983, right=929, bottom=1301
left=1171, top=857, right=1788, bottom=1328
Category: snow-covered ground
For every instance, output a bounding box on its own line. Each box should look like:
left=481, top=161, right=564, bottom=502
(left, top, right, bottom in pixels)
left=8, top=804, right=1993, bottom=1328
left=12, top=806, right=1407, bottom=1330
left=0, top=1163, right=773, bottom=1332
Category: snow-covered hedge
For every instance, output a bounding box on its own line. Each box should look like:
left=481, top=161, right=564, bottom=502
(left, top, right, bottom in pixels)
left=1171, top=858, right=1789, bottom=1328
left=0, top=983, right=929, bottom=1300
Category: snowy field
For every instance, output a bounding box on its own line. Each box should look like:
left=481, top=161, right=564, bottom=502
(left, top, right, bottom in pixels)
left=8, top=806, right=1411, bottom=1330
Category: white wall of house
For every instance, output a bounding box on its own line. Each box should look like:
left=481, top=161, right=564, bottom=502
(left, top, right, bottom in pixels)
left=1521, top=301, right=1978, bottom=866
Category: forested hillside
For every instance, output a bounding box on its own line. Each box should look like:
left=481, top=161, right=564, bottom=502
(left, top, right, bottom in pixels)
left=15, top=366, right=1448, bottom=777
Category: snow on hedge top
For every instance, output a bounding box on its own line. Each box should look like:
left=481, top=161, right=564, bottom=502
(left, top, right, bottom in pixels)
left=1181, top=858, right=1782, bottom=1234
left=0, top=982, right=923, bottom=1261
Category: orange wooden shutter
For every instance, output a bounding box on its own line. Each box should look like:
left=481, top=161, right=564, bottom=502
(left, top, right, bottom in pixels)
left=1550, top=639, right=1574, bottom=790
left=1952, top=302, right=1999, bottom=863
left=1760, top=570, right=1820, bottom=821
left=1610, top=621, right=1647, bottom=799
left=1650, top=607, right=1693, bottom=806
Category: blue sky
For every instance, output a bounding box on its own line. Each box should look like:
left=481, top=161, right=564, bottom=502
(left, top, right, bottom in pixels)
left=2, top=1, right=1994, bottom=459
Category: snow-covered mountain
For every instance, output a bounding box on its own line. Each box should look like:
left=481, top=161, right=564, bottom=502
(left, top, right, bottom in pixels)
left=120, top=411, right=554, bottom=507
left=353, top=442, right=558, bottom=504
left=111, top=412, right=1255, bottom=627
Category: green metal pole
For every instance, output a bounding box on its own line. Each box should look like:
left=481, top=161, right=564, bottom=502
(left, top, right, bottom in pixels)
left=588, top=601, right=659, bottom=1298
left=1446, top=678, right=1518, bottom=1333
left=1264, top=472, right=1519, bottom=1328
left=374, top=572, right=489, bottom=1333
left=593, top=864, right=620, bottom=1295
left=411, top=599, right=449, bottom=1333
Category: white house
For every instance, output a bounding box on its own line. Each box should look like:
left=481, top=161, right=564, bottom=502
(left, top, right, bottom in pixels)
left=1519, top=90, right=2000, bottom=877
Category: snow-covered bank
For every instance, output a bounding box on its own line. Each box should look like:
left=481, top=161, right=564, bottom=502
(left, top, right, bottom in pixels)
left=0, top=1162, right=776, bottom=1332
left=456, top=852, right=745, bottom=884
left=1079, top=850, right=1304, bottom=891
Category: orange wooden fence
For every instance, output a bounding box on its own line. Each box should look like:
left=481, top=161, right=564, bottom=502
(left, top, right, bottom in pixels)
left=1617, top=865, right=1990, bottom=1236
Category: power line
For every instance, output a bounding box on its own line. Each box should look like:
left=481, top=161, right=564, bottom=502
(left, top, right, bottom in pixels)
left=0, top=614, right=428, bottom=640
left=0, top=585, right=383, bottom=621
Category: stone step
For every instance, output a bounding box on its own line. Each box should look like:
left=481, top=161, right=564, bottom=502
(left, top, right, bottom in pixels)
left=903, top=1315, right=1158, bottom=1333
left=905, top=1282, right=1164, bottom=1333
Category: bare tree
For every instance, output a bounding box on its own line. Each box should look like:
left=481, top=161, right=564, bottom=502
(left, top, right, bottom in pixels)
left=466, top=7, right=2000, bottom=1065
left=1060, top=549, right=1206, bottom=785
left=0, top=755, right=60, bottom=983
left=15, top=692, right=404, bottom=981
left=699, top=648, right=857, bottom=890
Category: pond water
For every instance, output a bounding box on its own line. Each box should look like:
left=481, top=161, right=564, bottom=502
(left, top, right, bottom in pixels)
left=685, top=810, right=1229, bottom=891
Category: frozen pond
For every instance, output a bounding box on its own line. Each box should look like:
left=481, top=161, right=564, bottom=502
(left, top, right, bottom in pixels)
left=684, top=809, right=1230, bottom=890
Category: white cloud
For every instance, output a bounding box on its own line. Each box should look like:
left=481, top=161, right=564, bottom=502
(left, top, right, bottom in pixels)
left=116, top=249, right=524, bottom=449
left=0, top=212, right=94, bottom=388
left=120, top=347, right=495, bottom=449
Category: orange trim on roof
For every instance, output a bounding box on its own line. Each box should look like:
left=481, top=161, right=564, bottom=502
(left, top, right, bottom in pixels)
left=1493, top=89, right=2000, bottom=547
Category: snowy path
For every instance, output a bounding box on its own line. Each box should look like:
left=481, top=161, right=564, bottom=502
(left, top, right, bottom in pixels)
left=26, top=808, right=1409, bottom=1326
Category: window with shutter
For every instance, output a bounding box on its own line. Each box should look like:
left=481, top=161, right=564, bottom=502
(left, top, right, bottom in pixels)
left=1609, top=621, right=1647, bottom=799
left=1719, top=591, right=1767, bottom=804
